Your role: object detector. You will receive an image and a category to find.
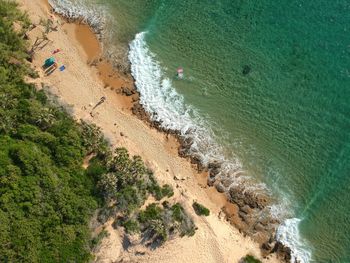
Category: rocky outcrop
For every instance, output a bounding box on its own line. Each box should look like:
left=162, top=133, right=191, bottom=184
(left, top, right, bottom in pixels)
left=121, top=86, right=135, bottom=96
left=229, top=186, right=269, bottom=209
left=131, top=102, right=149, bottom=121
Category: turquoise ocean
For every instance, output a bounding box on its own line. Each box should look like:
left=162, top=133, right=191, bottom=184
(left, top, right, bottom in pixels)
left=50, top=0, right=350, bottom=262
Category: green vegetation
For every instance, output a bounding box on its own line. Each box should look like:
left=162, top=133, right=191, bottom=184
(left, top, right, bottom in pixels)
left=0, top=2, right=196, bottom=262
left=192, top=201, right=210, bottom=216
left=90, top=229, right=109, bottom=251
left=241, top=255, right=262, bottom=263
left=0, top=2, right=106, bottom=261
left=93, top=148, right=196, bottom=246
left=122, top=219, right=140, bottom=234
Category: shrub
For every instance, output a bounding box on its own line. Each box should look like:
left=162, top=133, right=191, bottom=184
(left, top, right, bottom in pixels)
left=171, top=203, right=196, bottom=237
left=192, top=202, right=210, bottom=216
left=138, top=204, right=163, bottom=223
left=171, top=203, right=184, bottom=222
left=123, top=219, right=140, bottom=234
left=151, top=183, right=174, bottom=200
left=90, top=230, right=109, bottom=250
left=86, top=157, right=107, bottom=179
left=161, top=184, right=174, bottom=198
left=241, top=255, right=262, bottom=263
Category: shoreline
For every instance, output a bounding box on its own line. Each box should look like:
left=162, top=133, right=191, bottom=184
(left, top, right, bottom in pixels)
left=19, top=0, right=285, bottom=262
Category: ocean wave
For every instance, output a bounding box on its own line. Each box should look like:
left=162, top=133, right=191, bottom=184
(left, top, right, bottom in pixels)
left=276, top=218, right=312, bottom=263
left=48, top=0, right=105, bottom=31
left=127, top=31, right=277, bottom=194
left=128, top=32, right=248, bottom=184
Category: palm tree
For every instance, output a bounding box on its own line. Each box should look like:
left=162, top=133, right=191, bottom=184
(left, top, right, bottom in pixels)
left=36, top=107, right=55, bottom=130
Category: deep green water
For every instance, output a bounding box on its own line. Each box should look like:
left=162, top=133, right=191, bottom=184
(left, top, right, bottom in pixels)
left=54, top=0, right=350, bottom=261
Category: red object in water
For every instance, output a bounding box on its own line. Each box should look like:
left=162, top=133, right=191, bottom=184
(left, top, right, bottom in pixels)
left=177, top=67, right=184, bottom=78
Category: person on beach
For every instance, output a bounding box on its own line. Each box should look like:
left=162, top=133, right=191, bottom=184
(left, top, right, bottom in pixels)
left=52, top=48, right=61, bottom=54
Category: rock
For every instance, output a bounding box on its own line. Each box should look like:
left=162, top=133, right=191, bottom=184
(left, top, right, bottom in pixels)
left=207, top=177, right=215, bottom=186
left=131, top=95, right=139, bottom=102
left=121, top=86, right=135, bottom=96
left=254, top=222, right=265, bottom=232
left=208, top=161, right=221, bottom=169
left=242, top=65, right=251, bottom=75
left=190, top=156, right=205, bottom=172
left=261, top=240, right=277, bottom=258
left=221, top=178, right=232, bottom=188
left=258, top=218, right=270, bottom=226
left=174, top=175, right=185, bottom=181
left=272, top=241, right=292, bottom=262
left=131, top=102, right=150, bottom=121
left=214, top=182, right=226, bottom=193
left=208, top=162, right=221, bottom=177
left=135, top=251, right=146, bottom=256
left=238, top=211, right=250, bottom=223
left=228, top=186, right=269, bottom=209
left=261, top=241, right=272, bottom=251
left=178, top=147, right=189, bottom=158
left=240, top=205, right=253, bottom=215
left=120, top=132, right=125, bottom=137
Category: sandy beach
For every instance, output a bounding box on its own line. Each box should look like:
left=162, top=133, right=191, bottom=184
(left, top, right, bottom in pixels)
left=17, top=0, right=281, bottom=262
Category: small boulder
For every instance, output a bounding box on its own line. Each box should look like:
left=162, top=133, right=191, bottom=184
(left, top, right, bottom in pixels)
left=214, top=182, right=226, bottom=193
left=121, top=86, right=135, bottom=96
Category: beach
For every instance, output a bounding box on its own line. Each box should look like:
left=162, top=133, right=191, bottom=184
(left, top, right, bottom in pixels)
left=16, top=0, right=283, bottom=262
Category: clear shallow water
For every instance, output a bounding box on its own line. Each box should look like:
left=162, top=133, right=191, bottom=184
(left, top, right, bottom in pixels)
left=51, top=0, right=350, bottom=262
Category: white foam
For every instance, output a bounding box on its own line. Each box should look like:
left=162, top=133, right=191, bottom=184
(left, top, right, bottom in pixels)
left=128, top=32, right=273, bottom=193
left=129, top=33, right=220, bottom=161
left=129, top=33, right=248, bottom=174
left=276, top=218, right=312, bottom=263
left=48, top=0, right=105, bottom=31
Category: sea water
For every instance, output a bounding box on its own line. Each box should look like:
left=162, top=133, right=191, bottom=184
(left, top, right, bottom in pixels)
left=50, top=0, right=350, bottom=262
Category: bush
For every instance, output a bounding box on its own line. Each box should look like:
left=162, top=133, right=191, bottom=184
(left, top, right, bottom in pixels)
left=90, top=230, right=109, bottom=250
left=161, top=184, right=174, bottom=198
left=86, top=157, right=107, bottom=179
left=192, top=202, right=210, bottom=216
left=151, top=183, right=174, bottom=200
left=123, top=219, right=140, bottom=234
left=138, top=204, right=163, bottom=223
left=241, top=255, right=262, bottom=263
left=171, top=203, right=196, bottom=237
